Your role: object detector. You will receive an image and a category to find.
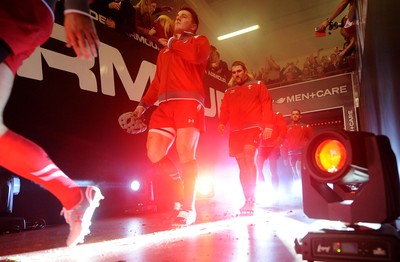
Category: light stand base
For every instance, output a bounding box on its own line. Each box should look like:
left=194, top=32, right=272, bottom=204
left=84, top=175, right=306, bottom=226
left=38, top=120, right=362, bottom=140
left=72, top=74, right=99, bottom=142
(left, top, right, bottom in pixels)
left=295, top=223, right=400, bottom=261
left=0, top=216, right=26, bottom=233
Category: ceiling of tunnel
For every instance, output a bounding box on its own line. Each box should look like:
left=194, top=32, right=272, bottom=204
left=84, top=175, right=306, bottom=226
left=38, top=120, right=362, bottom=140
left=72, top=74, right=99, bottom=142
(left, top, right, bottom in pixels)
left=156, top=0, right=347, bottom=71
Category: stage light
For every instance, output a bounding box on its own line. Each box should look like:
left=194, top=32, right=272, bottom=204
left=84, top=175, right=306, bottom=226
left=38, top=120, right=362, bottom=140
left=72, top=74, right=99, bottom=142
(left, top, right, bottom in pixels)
left=301, top=128, right=400, bottom=223
left=196, top=175, right=214, bottom=198
left=314, top=139, right=347, bottom=175
left=295, top=128, right=400, bottom=261
left=124, top=178, right=157, bottom=214
left=130, top=180, right=141, bottom=191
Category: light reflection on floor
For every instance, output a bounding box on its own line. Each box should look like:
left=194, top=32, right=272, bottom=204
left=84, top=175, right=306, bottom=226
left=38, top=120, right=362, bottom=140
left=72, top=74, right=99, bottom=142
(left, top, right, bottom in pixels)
left=1, top=164, right=314, bottom=262
left=1, top=205, right=311, bottom=262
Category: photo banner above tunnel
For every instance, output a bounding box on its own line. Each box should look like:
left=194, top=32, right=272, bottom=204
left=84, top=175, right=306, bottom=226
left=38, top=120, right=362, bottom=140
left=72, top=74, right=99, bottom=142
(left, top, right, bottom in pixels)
left=269, top=73, right=359, bottom=131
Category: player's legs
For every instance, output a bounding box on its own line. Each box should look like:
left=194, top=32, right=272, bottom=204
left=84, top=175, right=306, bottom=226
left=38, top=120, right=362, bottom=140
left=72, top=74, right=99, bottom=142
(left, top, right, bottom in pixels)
left=235, top=145, right=257, bottom=199
left=175, top=127, right=200, bottom=212
left=146, top=130, right=184, bottom=209
left=0, top=2, right=83, bottom=210
left=289, top=153, right=302, bottom=179
left=236, top=145, right=257, bottom=214
left=147, top=100, right=204, bottom=225
left=146, top=130, right=175, bottom=163
left=167, top=127, right=199, bottom=226
left=175, top=127, right=199, bottom=164
left=295, top=158, right=302, bottom=178
left=0, top=21, right=82, bottom=211
left=0, top=62, right=14, bottom=135
left=257, top=146, right=275, bottom=183
left=242, top=144, right=258, bottom=200
left=256, top=153, right=266, bottom=182
left=173, top=101, right=203, bottom=225
left=154, top=154, right=184, bottom=204
left=146, top=104, right=188, bottom=222
left=173, top=100, right=203, bottom=214
left=0, top=2, right=103, bottom=246
left=0, top=130, right=82, bottom=208
left=235, top=153, right=248, bottom=196
left=269, top=157, right=279, bottom=188
left=230, top=128, right=260, bottom=203
left=269, top=147, right=281, bottom=188
left=288, top=154, right=298, bottom=179
left=146, top=100, right=190, bottom=164
left=146, top=103, right=181, bottom=186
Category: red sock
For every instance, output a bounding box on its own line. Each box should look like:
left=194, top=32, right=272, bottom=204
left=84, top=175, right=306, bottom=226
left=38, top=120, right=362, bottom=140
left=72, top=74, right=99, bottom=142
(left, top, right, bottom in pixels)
left=0, top=130, right=81, bottom=209
left=156, top=157, right=184, bottom=203
left=181, top=160, right=198, bottom=211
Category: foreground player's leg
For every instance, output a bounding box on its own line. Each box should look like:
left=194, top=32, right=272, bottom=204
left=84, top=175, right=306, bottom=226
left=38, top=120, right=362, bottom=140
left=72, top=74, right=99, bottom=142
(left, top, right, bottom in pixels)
left=61, top=186, right=104, bottom=247
left=0, top=130, right=104, bottom=247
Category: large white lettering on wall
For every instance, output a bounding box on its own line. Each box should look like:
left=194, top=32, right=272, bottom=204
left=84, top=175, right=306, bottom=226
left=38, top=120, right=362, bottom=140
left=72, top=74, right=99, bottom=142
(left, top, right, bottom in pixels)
left=18, top=24, right=157, bottom=102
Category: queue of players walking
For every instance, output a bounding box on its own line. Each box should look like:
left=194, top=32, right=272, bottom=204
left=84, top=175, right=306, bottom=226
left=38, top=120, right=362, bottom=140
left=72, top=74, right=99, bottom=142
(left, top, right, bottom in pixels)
left=1, top=0, right=345, bottom=247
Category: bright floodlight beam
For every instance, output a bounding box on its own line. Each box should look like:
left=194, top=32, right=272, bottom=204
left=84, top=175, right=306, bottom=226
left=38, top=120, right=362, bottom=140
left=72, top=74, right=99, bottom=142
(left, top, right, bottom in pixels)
left=217, top=25, right=260, bottom=41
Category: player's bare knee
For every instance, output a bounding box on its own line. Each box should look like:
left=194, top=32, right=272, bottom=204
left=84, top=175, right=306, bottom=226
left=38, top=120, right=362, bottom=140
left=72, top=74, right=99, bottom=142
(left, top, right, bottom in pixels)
left=176, top=147, right=195, bottom=164
left=147, top=150, right=164, bottom=163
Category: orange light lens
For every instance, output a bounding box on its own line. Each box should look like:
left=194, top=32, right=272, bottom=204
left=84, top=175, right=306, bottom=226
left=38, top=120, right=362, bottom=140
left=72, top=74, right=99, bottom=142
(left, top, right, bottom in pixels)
left=315, top=139, right=347, bottom=173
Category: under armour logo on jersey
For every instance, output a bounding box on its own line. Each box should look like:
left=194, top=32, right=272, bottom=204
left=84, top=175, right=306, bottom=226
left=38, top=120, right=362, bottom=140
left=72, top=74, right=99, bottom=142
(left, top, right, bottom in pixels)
left=188, top=119, right=195, bottom=123
left=247, top=85, right=252, bottom=89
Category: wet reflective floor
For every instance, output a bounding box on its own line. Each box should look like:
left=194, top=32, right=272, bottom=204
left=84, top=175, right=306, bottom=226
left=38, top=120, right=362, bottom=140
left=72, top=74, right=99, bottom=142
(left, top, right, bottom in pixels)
left=0, top=194, right=315, bottom=262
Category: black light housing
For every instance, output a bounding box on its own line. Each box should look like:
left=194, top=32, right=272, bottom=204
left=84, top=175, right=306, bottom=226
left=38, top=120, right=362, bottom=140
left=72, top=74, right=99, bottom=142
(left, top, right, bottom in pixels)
left=301, top=128, right=400, bottom=224
left=0, top=168, right=20, bottom=214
